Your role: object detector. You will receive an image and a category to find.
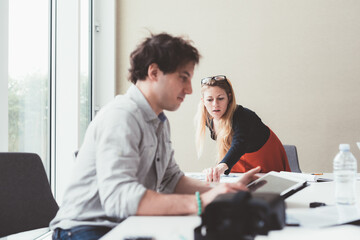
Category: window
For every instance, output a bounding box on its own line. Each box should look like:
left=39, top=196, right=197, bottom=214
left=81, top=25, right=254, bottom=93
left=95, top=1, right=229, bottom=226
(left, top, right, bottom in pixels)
left=5, top=1, right=94, bottom=236
left=8, top=0, right=51, bottom=174
left=0, top=0, right=109, bottom=237
left=7, top=0, right=93, bottom=181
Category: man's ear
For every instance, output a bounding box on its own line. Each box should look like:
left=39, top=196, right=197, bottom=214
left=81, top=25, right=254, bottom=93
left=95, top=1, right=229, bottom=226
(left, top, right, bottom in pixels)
left=147, top=63, right=159, bottom=81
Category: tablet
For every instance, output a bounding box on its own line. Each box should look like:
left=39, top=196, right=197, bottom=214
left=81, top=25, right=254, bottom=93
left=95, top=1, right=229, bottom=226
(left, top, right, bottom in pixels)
left=247, top=171, right=308, bottom=199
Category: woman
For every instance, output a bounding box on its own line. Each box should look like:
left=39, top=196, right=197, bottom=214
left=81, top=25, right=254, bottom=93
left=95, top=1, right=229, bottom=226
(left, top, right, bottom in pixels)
left=195, top=75, right=290, bottom=182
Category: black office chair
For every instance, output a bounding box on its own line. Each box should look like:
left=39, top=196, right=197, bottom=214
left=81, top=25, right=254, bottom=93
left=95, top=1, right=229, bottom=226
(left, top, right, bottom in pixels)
left=283, top=145, right=301, bottom=173
left=0, top=152, right=59, bottom=238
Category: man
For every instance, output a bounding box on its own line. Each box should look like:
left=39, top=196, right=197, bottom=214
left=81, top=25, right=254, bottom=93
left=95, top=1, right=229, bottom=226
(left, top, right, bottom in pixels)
left=50, top=33, right=260, bottom=240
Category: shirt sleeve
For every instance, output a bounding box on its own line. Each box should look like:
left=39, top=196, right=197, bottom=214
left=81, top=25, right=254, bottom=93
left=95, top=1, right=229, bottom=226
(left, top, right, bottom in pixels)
left=94, top=108, right=147, bottom=219
left=220, top=107, right=270, bottom=174
left=220, top=109, right=249, bottom=174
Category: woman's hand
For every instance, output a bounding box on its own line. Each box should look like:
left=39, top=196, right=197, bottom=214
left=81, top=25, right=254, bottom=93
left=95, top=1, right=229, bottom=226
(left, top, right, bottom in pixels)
left=203, top=163, right=229, bottom=182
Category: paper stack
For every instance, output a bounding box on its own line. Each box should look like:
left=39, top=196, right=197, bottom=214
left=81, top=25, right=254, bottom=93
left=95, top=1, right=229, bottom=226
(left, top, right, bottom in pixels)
left=279, top=171, right=319, bottom=182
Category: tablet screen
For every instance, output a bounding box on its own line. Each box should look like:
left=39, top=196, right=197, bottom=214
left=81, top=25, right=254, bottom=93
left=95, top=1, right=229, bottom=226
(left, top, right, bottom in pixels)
left=247, top=172, right=306, bottom=197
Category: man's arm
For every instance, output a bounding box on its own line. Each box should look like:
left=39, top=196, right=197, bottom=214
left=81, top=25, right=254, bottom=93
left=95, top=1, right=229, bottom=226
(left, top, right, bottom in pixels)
left=174, top=175, right=213, bottom=194
left=136, top=167, right=261, bottom=216
left=136, top=182, right=245, bottom=216
left=136, top=190, right=197, bottom=216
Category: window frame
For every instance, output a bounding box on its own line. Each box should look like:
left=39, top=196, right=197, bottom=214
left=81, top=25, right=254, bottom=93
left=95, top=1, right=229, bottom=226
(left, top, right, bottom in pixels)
left=0, top=0, right=116, bottom=223
left=0, top=0, right=9, bottom=152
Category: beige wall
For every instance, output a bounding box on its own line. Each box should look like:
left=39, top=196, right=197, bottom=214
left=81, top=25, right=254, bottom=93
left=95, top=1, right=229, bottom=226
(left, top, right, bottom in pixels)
left=115, top=0, right=360, bottom=173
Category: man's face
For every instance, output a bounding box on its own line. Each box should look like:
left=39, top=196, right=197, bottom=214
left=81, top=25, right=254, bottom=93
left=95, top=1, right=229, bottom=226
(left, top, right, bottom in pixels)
left=154, top=61, right=195, bottom=113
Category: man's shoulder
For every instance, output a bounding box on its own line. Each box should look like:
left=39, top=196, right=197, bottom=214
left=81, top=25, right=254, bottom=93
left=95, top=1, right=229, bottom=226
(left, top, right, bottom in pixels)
left=96, top=95, right=142, bottom=123
left=85, top=96, right=146, bottom=142
left=113, top=94, right=139, bottom=112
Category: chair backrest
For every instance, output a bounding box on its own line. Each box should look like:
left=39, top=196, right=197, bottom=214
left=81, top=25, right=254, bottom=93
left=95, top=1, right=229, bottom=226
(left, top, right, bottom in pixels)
left=0, top=152, right=59, bottom=237
left=283, top=145, right=301, bottom=173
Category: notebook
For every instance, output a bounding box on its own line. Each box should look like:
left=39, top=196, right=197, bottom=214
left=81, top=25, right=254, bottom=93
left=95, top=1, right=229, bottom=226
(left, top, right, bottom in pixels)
left=279, top=171, right=332, bottom=182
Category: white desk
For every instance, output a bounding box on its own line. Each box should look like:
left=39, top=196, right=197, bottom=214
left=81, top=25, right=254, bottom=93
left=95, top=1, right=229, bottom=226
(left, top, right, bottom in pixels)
left=101, top=174, right=360, bottom=240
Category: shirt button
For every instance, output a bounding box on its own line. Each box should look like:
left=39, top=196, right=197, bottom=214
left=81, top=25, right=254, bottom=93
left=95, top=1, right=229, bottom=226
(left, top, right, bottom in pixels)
left=156, top=158, right=160, bottom=162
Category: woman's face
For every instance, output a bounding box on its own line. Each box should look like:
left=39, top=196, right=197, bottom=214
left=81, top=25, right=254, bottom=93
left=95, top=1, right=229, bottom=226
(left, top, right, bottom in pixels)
left=202, top=86, right=230, bottom=120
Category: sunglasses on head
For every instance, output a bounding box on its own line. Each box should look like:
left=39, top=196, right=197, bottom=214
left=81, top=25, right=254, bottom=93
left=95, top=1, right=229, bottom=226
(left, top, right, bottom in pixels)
left=201, top=75, right=227, bottom=85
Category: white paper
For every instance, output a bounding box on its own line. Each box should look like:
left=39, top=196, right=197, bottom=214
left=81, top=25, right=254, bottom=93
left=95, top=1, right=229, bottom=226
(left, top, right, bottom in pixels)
left=185, top=172, right=242, bottom=183
left=287, top=205, right=360, bottom=228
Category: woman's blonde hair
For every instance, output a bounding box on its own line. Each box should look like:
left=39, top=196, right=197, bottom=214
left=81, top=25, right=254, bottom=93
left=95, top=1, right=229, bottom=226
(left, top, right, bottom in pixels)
left=195, top=77, right=237, bottom=163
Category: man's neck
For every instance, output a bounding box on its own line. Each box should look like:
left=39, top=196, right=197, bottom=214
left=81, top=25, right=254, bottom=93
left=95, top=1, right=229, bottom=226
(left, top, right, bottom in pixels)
left=135, top=81, right=162, bottom=115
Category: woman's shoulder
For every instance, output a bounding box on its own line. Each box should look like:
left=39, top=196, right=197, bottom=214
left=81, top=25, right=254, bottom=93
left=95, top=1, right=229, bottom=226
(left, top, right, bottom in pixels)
left=233, top=105, right=258, bottom=118
left=232, top=105, right=267, bottom=132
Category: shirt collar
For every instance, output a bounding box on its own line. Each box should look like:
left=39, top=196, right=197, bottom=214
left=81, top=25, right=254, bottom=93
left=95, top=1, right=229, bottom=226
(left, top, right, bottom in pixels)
left=126, top=84, right=167, bottom=123
left=158, top=112, right=167, bottom=122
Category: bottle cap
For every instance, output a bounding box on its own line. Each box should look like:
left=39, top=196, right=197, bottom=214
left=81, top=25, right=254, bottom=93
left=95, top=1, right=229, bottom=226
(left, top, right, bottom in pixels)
left=339, top=144, right=350, bottom=151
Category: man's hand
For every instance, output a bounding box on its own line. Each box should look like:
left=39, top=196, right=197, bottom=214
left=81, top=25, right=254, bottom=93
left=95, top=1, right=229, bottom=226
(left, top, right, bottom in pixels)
left=200, top=166, right=261, bottom=208
left=237, top=166, right=261, bottom=185
left=203, top=163, right=228, bottom=182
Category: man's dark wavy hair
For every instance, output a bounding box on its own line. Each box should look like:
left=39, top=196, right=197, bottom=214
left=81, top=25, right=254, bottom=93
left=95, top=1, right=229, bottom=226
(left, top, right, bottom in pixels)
left=128, top=33, right=200, bottom=84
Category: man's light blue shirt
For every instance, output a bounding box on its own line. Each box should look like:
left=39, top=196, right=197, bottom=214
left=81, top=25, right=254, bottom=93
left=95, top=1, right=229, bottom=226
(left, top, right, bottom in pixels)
left=50, top=84, right=184, bottom=230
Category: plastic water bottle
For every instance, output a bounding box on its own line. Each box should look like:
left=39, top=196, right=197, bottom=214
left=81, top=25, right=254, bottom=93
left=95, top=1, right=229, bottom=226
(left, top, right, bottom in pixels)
left=333, top=144, right=358, bottom=205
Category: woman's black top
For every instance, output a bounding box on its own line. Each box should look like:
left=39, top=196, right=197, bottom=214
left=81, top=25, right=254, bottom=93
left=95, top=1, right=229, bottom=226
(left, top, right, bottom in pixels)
left=208, top=105, right=270, bottom=174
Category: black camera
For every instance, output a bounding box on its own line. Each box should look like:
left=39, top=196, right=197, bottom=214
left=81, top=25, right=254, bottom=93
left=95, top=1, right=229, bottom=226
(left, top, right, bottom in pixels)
left=194, top=191, right=285, bottom=240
